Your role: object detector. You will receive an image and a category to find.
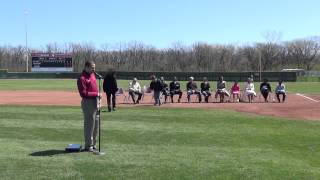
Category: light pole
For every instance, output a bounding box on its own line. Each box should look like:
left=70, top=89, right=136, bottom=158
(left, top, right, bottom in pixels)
left=259, top=50, right=262, bottom=83
left=24, top=10, right=29, bottom=72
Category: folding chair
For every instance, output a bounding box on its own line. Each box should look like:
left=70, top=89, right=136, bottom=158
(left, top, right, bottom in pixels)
left=115, top=88, right=130, bottom=104
left=142, top=85, right=154, bottom=103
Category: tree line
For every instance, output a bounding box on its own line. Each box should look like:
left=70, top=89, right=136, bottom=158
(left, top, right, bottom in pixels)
left=0, top=37, right=319, bottom=72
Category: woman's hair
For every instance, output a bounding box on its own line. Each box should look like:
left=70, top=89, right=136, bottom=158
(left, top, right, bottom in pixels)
left=84, top=61, right=94, bottom=67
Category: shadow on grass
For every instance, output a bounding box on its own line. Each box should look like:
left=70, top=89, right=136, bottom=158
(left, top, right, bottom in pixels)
left=30, top=149, right=77, bottom=156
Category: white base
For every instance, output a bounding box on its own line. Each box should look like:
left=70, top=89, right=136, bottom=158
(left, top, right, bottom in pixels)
left=93, top=151, right=106, bottom=155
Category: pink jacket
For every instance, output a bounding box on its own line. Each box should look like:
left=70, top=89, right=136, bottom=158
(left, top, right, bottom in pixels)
left=231, top=84, right=240, bottom=92
left=77, top=71, right=98, bottom=98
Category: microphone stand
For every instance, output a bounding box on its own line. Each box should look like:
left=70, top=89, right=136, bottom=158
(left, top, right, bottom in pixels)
left=94, top=73, right=105, bottom=155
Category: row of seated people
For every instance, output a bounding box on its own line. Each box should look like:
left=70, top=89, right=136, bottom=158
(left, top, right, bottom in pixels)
left=126, top=76, right=287, bottom=105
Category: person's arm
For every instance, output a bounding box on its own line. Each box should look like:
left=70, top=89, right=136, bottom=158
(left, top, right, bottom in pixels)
left=201, top=83, right=204, bottom=91
left=114, top=77, right=118, bottom=91
left=77, top=77, right=98, bottom=98
left=169, top=82, right=173, bottom=91
left=150, top=82, right=154, bottom=90
left=137, top=82, right=141, bottom=92
left=222, top=81, right=226, bottom=89
left=77, top=77, right=86, bottom=98
left=103, top=78, right=107, bottom=92
left=129, top=82, right=134, bottom=91
left=268, top=83, right=272, bottom=92
left=259, top=83, right=263, bottom=91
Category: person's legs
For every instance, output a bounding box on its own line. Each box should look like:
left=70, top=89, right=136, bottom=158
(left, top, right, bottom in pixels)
left=262, top=91, right=269, bottom=102
left=170, top=91, right=174, bottom=103
left=106, top=92, right=112, bottom=111
left=136, top=92, right=142, bottom=103
left=178, top=90, right=182, bottom=102
left=82, top=99, right=98, bottom=149
left=197, top=91, right=202, bottom=103
left=207, top=91, right=212, bottom=103
left=187, top=90, right=192, bottom=103
left=220, top=93, right=224, bottom=102
left=129, top=91, right=136, bottom=103
left=156, top=91, right=161, bottom=105
left=163, top=91, right=168, bottom=103
left=276, top=93, right=281, bottom=103
left=248, top=94, right=252, bottom=103
left=202, top=91, right=208, bottom=103
left=215, top=91, right=219, bottom=99
left=111, top=92, right=116, bottom=110
left=153, top=91, right=159, bottom=105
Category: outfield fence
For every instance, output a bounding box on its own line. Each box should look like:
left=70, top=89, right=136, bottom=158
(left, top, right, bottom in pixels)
left=0, top=69, right=297, bottom=82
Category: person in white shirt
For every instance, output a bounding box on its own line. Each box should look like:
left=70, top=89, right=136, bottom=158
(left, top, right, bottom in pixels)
left=215, top=76, right=230, bottom=103
left=129, top=77, right=142, bottom=104
left=275, top=80, right=286, bottom=103
left=244, top=78, right=256, bottom=103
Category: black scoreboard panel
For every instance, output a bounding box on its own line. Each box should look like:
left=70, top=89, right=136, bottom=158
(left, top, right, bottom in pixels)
left=32, top=57, right=72, bottom=67
left=31, top=53, right=73, bottom=72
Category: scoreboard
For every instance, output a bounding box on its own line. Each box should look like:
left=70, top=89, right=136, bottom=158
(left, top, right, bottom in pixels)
left=31, top=53, right=73, bottom=72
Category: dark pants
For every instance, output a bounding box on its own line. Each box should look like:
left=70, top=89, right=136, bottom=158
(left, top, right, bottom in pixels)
left=187, top=90, right=202, bottom=103
left=162, top=90, right=170, bottom=102
left=170, top=90, right=183, bottom=103
left=261, top=90, right=269, bottom=102
left=106, top=92, right=116, bottom=110
left=276, top=92, right=286, bottom=102
left=201, top=91, right=212, bottom=103
left=129, top=91, right=142, bottom=104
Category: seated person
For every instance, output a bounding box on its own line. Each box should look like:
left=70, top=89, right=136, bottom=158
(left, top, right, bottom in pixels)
left=186, top=76, right=201, bottom=103
left=244, top=78, right=256, bottom=103
left=200, top=77, right=211, bottom=103
left=231, top=81, right=240, bottom=102
left=169, top=76, right=183, bottom=103
left=215, top=76, right=230, bottom=102
left=260, top=79, right=272, bottom=102
left=128, top=77, right=142, bottom=104
left=160, top=77, right=170, bottom=103
left=275, top=80, right=286, bottom=103
left=150, top=75, right=163, bottom=106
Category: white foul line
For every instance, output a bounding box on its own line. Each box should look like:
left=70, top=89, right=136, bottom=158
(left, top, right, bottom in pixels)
left=296, top=93, right=320, bottom=103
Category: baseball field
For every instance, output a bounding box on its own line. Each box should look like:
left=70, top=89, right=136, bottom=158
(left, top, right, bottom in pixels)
left=0, top=79, right=320, bottom=179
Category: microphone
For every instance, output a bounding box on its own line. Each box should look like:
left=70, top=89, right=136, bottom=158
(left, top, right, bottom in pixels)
left=94, top=71, right=103, bottom=79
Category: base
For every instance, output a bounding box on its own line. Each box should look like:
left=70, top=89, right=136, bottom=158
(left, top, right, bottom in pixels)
left=93, top=151, right=106, bottom=155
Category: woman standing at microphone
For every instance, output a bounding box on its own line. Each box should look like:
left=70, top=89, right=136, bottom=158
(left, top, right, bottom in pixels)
left=77, top=61, right=101, bottom=152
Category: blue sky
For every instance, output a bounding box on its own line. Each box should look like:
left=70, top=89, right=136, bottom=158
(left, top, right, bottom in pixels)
left=1, top=0, right=320, bottom=49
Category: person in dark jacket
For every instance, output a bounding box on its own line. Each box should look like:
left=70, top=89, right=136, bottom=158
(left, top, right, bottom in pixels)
left=186, top=76, right=201, bottom=103
left=160, top=76, right=170, bottom=103
left=169, top=76, right=183, bottom=103
left=260, top=79, right=272, bottom=102
left=201, top=77, right=211, bottom=103
left=150, top=75, right=163, bottom=106
left=103, top=70, right=118, bottom=112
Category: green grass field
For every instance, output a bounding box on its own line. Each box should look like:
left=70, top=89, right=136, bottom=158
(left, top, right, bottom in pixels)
left=1, top=105, right=320, bottom=179
left=0, top=79, right=320, bottom=179
left=0, top=79, right=319, bottom=94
